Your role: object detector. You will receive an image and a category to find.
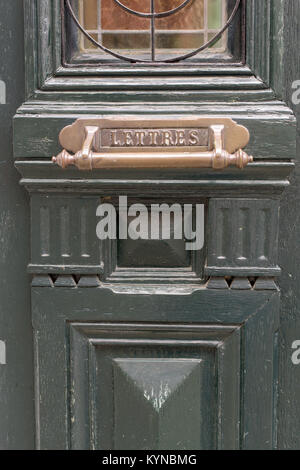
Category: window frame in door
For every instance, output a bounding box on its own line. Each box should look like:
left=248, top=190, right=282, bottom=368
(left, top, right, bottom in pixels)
left=24, top=0, right=285, bottom=101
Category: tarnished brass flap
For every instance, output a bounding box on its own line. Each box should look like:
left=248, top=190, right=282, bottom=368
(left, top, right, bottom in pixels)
left=59, top=117, right=250, bottom=155
left=53, top=118, right=252, bottom=171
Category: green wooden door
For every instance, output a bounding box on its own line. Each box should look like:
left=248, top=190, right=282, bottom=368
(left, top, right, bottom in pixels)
left=3, top=0, right=299, bottom=450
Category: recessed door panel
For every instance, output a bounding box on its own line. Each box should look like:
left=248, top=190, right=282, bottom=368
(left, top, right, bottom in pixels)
left=69, top=323, right=240, bottom=450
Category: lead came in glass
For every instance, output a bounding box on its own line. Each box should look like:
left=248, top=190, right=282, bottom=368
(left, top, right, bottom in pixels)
left=66, top=0, right=241, bottom=62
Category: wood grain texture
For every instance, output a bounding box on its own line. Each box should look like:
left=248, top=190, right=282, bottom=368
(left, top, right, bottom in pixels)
left=10, top=0, right=300, bottom=451
left=206, top=198, right=280, bottom=276
left=276, top=0, right=300, bottom=450
left=32, top=288, right=278, bottom=450
left=13, top=102, right=296, bottom=160
left=0, top=0, right=34, bottom=450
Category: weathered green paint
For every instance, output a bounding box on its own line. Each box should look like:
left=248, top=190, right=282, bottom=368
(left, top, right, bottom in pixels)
left=13, top=105, right=296, bottom=160
left=0, top=0, right=34, bottom=450
left=276, top=0, right=300, bottom=450
left=4, top=0, right=300, bottom=450
left=31, top=286, right=279, bottom=450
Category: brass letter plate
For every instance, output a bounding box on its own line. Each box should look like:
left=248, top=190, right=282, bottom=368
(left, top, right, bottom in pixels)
left=53, top=117, right=253, bottom=170
left=97, top=128, right=210, bottom=150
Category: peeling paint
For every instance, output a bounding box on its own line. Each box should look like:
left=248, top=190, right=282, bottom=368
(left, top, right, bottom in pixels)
left=0, top=210, right=14, bottom=263
left=0, top=340, right=6, bottom=365
left=0, top=80, right=6, bottom=104
left=144, top=382, right=172, bottom=412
